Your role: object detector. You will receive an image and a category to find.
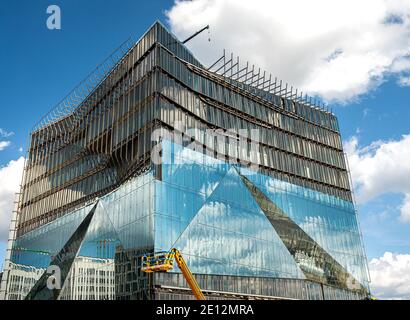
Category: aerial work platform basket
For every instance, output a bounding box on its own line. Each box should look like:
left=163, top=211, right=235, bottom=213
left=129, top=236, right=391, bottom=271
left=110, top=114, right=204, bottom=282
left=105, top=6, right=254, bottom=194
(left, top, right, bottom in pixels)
left=141, top=248, right=206, bottom=300
left=141, top=251, right=174, bottom=273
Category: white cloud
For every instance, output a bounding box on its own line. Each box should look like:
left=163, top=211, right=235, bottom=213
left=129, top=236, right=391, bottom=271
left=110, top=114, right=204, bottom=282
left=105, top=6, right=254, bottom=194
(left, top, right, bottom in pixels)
left=166, top=0, right=410, bottom=103
left=399, top=193, right=410, bottom=223
left=0, top=129, right=14, bottom=138
left=391, top=57, right=410, bottom=73
left=369, top=252, right=410, bottom=299
left=398, top=76, right=410, bottom=86
left=0, top=141, right=11, bottom=151
left=0, top=157, right=25, bottom=243
left=344, top=135, right=410, bottom=222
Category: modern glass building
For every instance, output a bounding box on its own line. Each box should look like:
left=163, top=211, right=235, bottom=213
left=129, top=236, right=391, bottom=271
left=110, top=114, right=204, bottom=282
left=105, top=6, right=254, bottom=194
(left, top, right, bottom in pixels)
left=0, top=22, right=370, bottom=300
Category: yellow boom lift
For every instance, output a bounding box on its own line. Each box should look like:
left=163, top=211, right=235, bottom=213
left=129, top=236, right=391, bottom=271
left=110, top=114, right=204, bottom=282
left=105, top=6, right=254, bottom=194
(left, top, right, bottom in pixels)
left=141, top=248, right=206, bottom=300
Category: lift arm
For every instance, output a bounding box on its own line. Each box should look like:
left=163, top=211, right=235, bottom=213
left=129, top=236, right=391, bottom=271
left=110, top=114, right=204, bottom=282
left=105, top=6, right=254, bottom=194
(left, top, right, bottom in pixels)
left=171, top=248, right=206, bottom=300
left=141, top=248, right=206, bottom=300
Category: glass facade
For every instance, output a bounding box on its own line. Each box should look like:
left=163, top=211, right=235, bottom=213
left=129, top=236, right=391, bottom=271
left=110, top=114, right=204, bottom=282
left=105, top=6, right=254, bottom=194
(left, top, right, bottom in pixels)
left=155, top=140, right=368, bottom=293
left=0, top=21, right=370, bottom=300
left=4, top=173, right=154, bottom=300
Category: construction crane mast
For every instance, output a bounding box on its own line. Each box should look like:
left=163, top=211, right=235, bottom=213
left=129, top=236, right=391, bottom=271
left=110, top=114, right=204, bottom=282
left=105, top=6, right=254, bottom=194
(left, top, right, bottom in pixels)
left=141, top=248, right=206, bottom=300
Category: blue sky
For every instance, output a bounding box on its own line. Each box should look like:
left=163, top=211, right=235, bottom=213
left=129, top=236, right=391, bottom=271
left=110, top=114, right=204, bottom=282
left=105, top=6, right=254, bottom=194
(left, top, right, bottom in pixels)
left=0, top=0, right=173, bottom=269
left=336, top=79, right=410, bottom=259
left=338, top=81, right=410, bottom=257
left=0, top=0, right=410, bottom=298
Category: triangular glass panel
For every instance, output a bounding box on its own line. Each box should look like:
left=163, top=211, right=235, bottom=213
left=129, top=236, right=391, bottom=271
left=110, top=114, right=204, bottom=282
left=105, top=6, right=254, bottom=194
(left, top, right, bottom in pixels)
left=25, top=203, right=98, bottom=300
left=169, top=167, right=305, bottom=279
left=239, top=167, right=369, bottom=288
left=239, top=173, right=367, bottom=294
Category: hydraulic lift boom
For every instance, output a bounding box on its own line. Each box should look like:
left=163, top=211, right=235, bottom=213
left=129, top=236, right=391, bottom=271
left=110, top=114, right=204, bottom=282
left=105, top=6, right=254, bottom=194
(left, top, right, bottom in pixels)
left=141, top=248, right=206, bottom=300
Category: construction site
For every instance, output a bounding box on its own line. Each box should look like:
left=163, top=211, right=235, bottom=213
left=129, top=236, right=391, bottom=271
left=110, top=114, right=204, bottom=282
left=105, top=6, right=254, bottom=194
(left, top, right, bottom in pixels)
left=0, top=21, right=370, bottom=300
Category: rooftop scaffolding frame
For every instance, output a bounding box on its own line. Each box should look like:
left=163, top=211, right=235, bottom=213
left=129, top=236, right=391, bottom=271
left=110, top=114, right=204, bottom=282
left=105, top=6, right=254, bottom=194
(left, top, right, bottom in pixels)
left=208, top=50, right=332, bottom=114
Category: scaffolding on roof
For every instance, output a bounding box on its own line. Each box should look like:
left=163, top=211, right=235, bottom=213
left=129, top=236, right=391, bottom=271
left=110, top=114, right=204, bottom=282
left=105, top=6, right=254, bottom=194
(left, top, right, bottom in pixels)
left=207, top=50, right=333, bottom=114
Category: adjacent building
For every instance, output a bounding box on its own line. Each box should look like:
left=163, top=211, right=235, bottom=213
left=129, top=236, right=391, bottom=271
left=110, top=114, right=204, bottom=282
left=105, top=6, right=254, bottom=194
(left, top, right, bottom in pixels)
left=2, top=262, right=44, bottom=300
left=0, top=21, right=370, bottom=300
left=59, top=256, right=115, bottom=300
